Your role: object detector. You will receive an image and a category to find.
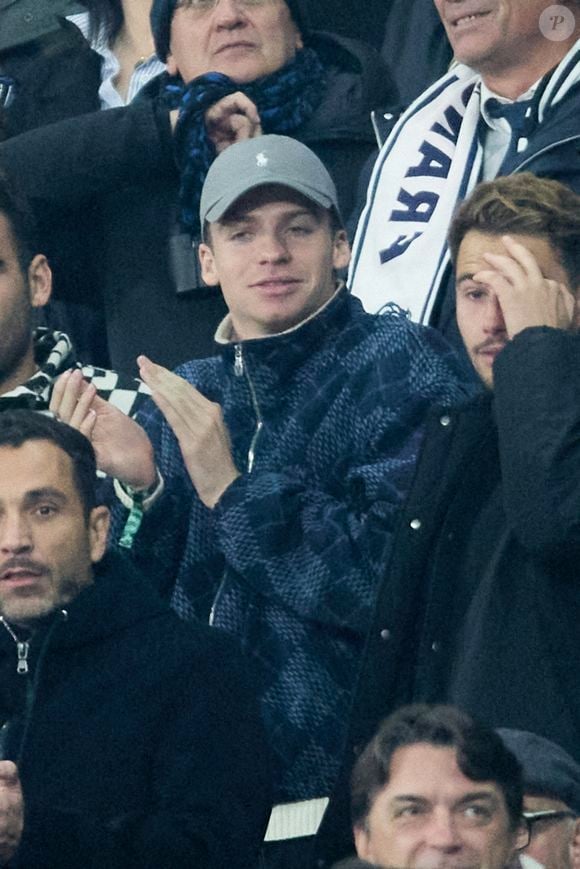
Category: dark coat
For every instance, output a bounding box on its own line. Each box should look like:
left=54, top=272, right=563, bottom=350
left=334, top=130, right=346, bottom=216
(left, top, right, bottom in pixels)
left=0, top=550, right=271, bottom=868
left=0, top=32, right=395, bottom=376
left=0, top=17, right=100, bottom=139
left=313, top=326, right=580, bottom=867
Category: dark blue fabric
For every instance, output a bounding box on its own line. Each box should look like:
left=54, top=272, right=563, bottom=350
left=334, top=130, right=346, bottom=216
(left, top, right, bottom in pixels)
left=162, top=48, right=326, bottom=233
left=114, top=289, right=473, bottom=803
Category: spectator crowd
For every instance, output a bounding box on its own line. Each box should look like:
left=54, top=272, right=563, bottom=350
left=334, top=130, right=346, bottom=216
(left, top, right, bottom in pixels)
left=0, top=1, right=578, bottom=867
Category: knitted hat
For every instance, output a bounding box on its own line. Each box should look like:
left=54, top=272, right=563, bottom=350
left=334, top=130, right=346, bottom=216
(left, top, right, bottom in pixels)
left=150, top=0, right=306, bottom=63
left=497, top=729, right=580, bottom=815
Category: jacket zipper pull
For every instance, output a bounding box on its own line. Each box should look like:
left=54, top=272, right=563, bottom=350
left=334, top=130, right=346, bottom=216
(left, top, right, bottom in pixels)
left=16, top=642, right=29, bottom=675
left=234, top=344, right=244, bottom=377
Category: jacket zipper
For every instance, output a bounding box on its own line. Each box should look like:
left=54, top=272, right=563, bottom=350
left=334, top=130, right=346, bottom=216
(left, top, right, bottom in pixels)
left=0, top=618, right=29, bottom=675
left=210, top=344, right=265, bottom=623
left=233, top=343, right=264, bottom=474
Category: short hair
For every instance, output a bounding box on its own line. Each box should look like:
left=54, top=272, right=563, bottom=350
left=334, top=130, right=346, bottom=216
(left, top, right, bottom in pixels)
left=351, top=704, right=523, bottom=832
left=0, top=169, right=38, bottom=272
left=448, top=174, right=580, bottom=289
left=0, top=410, right=98, bottom=517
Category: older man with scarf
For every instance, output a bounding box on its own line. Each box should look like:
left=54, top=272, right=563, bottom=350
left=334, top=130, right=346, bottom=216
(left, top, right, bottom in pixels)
left=0, top=0, right=394, bottom=376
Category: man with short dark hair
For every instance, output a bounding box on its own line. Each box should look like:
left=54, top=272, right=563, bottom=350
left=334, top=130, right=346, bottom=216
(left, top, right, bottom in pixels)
left=0, top=408, right=270, bottom=868
left=314, top=173, right=580, bottom=868
left=351, top=705, right=526, bottom=869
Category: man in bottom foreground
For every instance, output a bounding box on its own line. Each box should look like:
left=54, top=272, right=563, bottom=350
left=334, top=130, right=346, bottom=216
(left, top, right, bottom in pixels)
left=0, top=409, right=270, bottom=868
left=351, top=704, right=527, bottom=869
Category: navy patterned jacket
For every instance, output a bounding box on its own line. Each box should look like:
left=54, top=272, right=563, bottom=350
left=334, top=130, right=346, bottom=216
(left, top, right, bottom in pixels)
left=120, top=288, right=473, bottom=803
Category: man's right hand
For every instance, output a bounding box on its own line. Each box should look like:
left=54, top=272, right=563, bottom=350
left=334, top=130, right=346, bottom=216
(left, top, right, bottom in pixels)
left=474, top=235, right=576, bottom=339
left=49, top=369, right=157, bottom=491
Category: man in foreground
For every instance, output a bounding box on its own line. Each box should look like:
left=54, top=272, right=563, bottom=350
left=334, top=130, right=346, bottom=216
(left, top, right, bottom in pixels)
left=352, top=704, right=526, bottom=869
left=0, top=409, right=270, bottom=868
left=314, top=173, right=580, bottom=867
left=87, top=134, right=471, bottom=863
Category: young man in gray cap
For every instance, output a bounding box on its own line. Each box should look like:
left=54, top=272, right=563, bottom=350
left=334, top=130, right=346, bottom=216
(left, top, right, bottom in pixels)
left=498, top=729, right=580, bottom=869
left=68, top=134, right=471, bottom=867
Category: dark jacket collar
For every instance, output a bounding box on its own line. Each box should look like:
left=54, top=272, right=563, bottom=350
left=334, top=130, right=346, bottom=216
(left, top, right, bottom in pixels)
left=216, top=285, right=364, bottom=384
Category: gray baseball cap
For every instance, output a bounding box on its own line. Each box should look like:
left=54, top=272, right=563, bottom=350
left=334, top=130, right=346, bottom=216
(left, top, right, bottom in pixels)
left=199, top=135, right=341, bottom=229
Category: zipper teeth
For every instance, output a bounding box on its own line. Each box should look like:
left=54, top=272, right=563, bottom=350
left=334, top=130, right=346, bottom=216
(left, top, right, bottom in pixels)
left=245, top=371, right=263, bottom=472
left=233, top=344, right=264, bottom=472
left=209, top=575, right=227, bottom=626
left=0, top=617, right=29, bottom=675
left=234, top=344, right=244, bottom=377
left=211, top=344, right=264, bottom=624
left=247, top=421, right=263, bottom=473
left=0, top=617, right=19, bottom=645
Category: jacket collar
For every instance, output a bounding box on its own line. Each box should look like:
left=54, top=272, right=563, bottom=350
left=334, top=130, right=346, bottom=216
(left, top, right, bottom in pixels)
left=214, top=282, right=344, bottom=345
left=215, top=284, right=359, bottom=380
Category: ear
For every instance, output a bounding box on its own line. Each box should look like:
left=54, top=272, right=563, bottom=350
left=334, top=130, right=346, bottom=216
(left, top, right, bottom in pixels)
left=332, top=228, right=351, bottom=271
left=294, top=26, right=304, bottom=51
left=27, top=254, right=52, bottom=308
left=89, top=506, right=110, bottom=564
left=199, top=241, right=220, bottom=287
left=353, top=823, right=374, bottom=864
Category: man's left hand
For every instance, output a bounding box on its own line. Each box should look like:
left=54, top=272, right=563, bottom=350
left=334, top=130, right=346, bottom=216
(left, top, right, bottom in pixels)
left=0, top=762, right=23, bottom=864
left=474, top=234, right=575, bottom=339
left=138, top=356, right=240, bottom=508
left=49, top=369, right=157, bottom=490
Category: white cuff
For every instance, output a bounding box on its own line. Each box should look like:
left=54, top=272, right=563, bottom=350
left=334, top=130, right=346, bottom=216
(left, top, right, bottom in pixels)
left=114, top=468, right=164, bottom=512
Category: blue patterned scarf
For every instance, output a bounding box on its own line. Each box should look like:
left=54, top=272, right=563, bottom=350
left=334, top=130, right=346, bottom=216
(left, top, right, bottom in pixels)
left=162, top=48, right=326, bottom=234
